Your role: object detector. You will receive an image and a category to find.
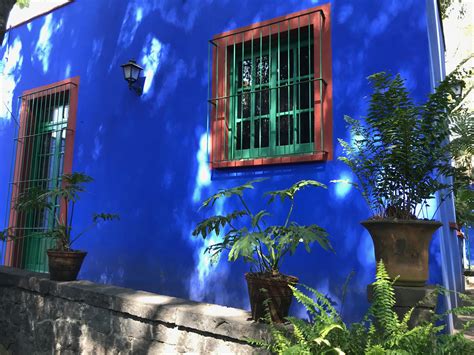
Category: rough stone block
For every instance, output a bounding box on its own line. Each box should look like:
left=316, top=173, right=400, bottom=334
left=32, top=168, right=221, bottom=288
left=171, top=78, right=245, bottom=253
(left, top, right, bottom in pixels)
left=0, top=266, right=265, bottom=354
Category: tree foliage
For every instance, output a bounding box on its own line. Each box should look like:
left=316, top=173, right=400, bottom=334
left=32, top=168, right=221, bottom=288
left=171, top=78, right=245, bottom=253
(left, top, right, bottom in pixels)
left=193, top=179, right=332, bottom=274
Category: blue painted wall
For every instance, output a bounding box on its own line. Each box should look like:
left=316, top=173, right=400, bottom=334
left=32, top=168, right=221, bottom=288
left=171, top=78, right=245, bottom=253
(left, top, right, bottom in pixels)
left=0, top=0, right=455, bottom=322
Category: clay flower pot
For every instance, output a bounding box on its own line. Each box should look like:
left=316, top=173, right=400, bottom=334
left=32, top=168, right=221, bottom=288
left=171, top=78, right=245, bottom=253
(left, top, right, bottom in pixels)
left=361, top=219, right=442, bottom=286
left=47, top=250, right=87, bottom=281
left=245, top=272, right=298, bottom=323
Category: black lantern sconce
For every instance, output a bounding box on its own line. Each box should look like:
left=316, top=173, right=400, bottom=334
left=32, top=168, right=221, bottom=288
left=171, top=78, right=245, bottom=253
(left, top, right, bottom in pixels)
left=121, top=59, right=145, bottom=95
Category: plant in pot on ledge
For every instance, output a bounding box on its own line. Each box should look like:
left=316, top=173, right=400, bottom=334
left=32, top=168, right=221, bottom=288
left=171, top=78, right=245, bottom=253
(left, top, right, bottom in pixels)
left=337, top=71, right=465, bottom=286
left=15, top=172, right=119, bottom=281
left=192, top=179, right=332, bottom=322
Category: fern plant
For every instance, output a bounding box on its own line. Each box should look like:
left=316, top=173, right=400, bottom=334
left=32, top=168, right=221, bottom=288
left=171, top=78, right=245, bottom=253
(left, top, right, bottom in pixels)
left=338, top=70, right=468, bottom=219
left=193, top=179, right=332, bottom=275
left=12, top=172, right=119, bottom=251
left=252, top=260, right=474, bottom=354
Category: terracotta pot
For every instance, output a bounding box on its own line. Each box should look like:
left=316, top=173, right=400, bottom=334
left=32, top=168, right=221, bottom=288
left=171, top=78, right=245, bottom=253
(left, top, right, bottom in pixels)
left=361, top=219, right=442, bottom=286
left=47, top=250, right=87, bottom=281
left=245, top=272, right=298, bottom=323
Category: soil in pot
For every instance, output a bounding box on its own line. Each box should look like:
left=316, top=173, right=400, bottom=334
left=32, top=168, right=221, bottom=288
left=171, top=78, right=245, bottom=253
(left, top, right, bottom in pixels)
left=361, top=219, right=442, bottom=286
left=245, top=272, right=298, bottom=323
left=47, top=250, right=87, bottom=281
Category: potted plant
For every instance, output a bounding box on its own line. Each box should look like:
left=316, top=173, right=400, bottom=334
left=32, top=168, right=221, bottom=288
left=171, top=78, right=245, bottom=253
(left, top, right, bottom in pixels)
left=337, top=71, right=465, bottom=286
left=192, top=179, right=332, bottom=322
left=15, top=172, right=118, bottom=281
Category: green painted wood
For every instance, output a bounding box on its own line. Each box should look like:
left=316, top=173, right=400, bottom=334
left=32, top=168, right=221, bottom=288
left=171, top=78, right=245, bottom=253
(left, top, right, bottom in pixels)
left=228, top=26, right=315, bottom=160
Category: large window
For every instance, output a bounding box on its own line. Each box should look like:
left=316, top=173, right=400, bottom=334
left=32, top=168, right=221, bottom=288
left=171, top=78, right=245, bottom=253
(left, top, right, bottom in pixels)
left=4, top=77, right=79, bottom=272
left=209, top=4, right=332, bottom=168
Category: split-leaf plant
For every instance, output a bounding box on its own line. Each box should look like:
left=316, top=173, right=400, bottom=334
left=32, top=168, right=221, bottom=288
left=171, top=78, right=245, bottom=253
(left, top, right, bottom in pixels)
left=13, top=172, right=119, bottom=251
left=249, top=260, right=474, bottom=354
left=192, top=179, right=332, bottom=275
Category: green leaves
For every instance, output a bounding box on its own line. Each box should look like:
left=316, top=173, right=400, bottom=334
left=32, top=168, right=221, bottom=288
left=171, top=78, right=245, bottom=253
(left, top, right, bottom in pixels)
left=200, top=178, right=267, bottom=209
left=251, top=261, right=474, bottom=354
left=93, top=213, right=120, bottom=223
left=192, top=210, right=247, bottom=239
left=339, top=71, right=467, bottom=219
left=12, top=172, right=117, bottom=251
left=266, top=180, right=327, bottom=204
left=193, top=179, right=330, bottom=273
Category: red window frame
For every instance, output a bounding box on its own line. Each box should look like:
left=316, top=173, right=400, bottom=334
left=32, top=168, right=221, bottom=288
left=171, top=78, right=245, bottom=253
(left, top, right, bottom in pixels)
left=4, top=77, right=80, bottom=267
left=209, top=3, right=333, bottom=169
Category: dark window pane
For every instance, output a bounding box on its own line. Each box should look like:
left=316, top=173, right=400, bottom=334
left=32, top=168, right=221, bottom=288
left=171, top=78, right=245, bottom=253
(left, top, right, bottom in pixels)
left=238, top=92, right=251, bottom=118
left=255, top=88, right=269, bottom=116
left=236, top=120, right=251, bottom=150
left=277, top=115, right=294, bottom=146
left=298, top=112, right=313, bottom=143
left=299, top=46, right=314, bottom=77
left=279, top=86, right=293, bottom=113
left=298, top=82, right=314, bottom=110
left=279, top=50, right=293, bottom=81
left=255, top=55, right=269, bottom=85
left=239, top=59, right=252, bottom=88
left=254, top=118, right=269, bottom=148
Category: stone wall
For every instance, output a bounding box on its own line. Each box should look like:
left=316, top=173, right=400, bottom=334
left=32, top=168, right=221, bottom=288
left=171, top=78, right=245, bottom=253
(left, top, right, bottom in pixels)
left=0, top=267, right=268, bottom=354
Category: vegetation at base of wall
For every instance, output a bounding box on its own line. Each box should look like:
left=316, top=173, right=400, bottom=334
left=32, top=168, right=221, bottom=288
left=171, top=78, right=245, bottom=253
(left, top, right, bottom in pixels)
left=248, top=260, right=474, bottom=354
left=337, top=69, right=470, bottom=220
left=193, top=179, right=332, bottom=275
left=3, top=172, right=119, bottom=251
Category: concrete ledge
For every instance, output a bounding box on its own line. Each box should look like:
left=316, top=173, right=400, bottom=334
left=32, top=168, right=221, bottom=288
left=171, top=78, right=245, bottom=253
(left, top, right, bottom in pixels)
left=0, top=266, right=268, bottom=354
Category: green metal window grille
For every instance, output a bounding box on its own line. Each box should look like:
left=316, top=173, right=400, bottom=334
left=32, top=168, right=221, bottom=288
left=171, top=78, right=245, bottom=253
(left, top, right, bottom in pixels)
left=230, top=29, right=314, bottom=159
left=208, top=9, right=327, bottom=167
left=3, top=83, right=74, bottom=273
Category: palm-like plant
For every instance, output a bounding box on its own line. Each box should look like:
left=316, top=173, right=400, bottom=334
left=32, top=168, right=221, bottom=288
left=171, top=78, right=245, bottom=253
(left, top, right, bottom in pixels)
left=14, top=172, right=118, bottom=251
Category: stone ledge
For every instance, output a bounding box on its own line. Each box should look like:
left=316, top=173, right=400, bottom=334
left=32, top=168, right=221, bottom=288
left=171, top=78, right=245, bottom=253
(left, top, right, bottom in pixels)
left=0, top=266, right=267, bottom=344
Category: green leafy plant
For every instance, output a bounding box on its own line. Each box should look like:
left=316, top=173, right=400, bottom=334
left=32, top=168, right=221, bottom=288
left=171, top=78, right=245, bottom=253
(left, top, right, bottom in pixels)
left=337, top=70, right=468, bottom=220
left=251, top=261, right=474, bottom=354
left=13, top=172, right=119, bottom=251
left=192, top=179, right=332, bottom=275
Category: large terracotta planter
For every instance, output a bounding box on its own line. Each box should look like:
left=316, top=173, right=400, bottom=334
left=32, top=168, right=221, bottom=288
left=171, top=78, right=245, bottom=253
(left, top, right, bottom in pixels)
left=361, top=219, right=442, bottom=286
left=47, top=250, right=87, bottom=281
left=245, top=272, right=298, bottom=323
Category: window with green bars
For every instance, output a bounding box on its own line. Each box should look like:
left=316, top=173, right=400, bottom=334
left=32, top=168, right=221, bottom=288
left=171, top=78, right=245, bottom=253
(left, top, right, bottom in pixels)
left=209, top=5, right=332, bottom=168
left=4, top=78, right=79, bottom=273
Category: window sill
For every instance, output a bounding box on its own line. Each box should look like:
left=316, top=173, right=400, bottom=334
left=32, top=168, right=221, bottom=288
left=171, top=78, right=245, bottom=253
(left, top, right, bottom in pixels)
left=211, top=151, right=328, bottom=169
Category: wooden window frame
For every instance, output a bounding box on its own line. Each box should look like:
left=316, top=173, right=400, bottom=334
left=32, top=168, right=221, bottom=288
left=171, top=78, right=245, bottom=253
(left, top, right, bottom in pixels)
left=209, top=4, right=333, bottom=169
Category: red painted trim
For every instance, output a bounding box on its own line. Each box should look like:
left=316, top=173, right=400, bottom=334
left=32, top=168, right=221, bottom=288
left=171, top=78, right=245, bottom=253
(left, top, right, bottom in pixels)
left=5, top=77, right=80, bottom=266
left=5, top=1, right=74, bottom=33
left=213, top=4, right=328, bottom=40
left=213, top=152, right=328, bottom=169
left=210, top=3, right=333, bottom=169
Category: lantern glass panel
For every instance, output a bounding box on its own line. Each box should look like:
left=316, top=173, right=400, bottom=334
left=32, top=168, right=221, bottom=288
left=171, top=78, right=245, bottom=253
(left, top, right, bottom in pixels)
left=123, top=65, right=132, bottom=81
left=130, top=66, right=141, bottom=82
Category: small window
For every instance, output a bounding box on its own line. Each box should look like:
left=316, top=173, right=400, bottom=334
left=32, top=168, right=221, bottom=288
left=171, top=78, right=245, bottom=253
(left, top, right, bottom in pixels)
left=209, top=4, right=333, bottom=168
left=4, top=77, right=79, bottom=272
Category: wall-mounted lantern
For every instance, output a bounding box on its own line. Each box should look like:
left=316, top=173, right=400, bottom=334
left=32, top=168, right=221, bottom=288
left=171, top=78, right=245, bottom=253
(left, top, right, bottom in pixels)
left=121, top=59, right=145, bottom=95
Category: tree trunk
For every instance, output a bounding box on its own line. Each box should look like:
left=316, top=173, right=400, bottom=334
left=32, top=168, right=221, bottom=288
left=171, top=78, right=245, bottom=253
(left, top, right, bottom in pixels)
left=0, top=0, right=17, bottom=45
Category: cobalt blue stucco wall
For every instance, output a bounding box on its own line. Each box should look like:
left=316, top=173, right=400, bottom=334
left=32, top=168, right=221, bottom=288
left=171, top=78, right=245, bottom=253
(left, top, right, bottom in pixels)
left=0, top=0, right=451, bottom=322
